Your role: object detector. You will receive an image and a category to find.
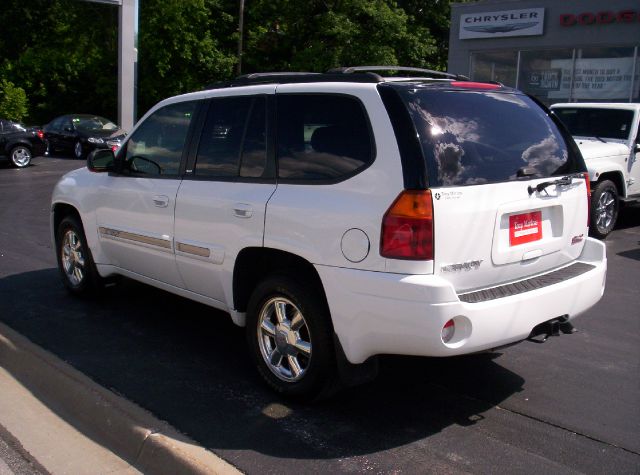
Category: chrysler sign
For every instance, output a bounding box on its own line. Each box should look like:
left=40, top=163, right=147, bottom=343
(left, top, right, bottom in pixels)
left=460, top=8, right=545, bottom=39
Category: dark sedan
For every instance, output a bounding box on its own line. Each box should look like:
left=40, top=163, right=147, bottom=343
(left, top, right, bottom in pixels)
left=0, top=118, right=46, bottom=168
left=43, top=114, right=126, bottom=159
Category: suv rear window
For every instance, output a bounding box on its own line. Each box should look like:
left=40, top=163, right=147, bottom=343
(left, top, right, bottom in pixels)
left=276, top=94, right=374, bottom=181
left=552, top=107, right=634, bottom=141
left=392, top=87, right=580, bottom=187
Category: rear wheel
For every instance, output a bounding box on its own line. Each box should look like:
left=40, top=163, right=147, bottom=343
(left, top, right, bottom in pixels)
left=590, top=180, right=619, bottom=239
left=56, top=215, right=103, bottom=295
left=9, top=145, right=32, bottom=168
left=246, top=274, right=337, bottom=400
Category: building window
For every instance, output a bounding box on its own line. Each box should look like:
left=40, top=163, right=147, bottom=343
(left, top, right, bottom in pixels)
left=518, top=49, right=574, bottom=105
left=572, top=47, right=637, bottom=102
left=470, top=47, right=639, bottom=104
left=470, top=51, right=518, bottom=87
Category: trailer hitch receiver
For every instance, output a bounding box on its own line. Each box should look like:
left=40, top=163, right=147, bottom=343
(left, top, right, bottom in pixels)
left=527, top=315, right=576, bottom=343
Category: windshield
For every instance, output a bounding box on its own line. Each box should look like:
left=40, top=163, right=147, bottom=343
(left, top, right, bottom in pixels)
left=72, top=116, right=118, bottom=132
left=552, top=108, right=634, bottom=141
left=395, top=87, right=580, bottom=187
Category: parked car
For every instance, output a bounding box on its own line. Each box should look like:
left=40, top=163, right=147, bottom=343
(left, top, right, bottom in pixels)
left=550, top=103, right=640, bottom=238
left=51, top=67, right=607, bottom=399
left=43, top=114, right=125, bottom=159
left=0, top=118, right=46, bottom=168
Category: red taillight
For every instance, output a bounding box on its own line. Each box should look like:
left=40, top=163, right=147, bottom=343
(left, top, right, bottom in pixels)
left=111, top=145, right=118, bottom=152
left=450, top=81, right=500, bottom=90
left=37, top=130, right=44, bottom=140
left=583, top=172, right=591, bottom=227
left=380, top=190, right=434, bottom=260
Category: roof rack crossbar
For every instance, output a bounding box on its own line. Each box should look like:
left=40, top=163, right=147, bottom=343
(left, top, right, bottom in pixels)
left=327, top=65, right=461, bottom=80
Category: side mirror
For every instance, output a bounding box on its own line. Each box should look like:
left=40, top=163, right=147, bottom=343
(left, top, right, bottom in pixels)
left=87, top=149, right=115, bottom=172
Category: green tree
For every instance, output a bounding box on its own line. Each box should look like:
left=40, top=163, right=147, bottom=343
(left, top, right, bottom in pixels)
left=243, top=0, right=438, bottom=73
left=0, top=0, right=118, bottom=124
left=0, top=80, right=28, bottom=121
left=137, top=0, right=237, bottom=115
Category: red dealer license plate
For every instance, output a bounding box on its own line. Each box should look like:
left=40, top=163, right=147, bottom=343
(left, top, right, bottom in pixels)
left=510, top=211, right=542, bottom=246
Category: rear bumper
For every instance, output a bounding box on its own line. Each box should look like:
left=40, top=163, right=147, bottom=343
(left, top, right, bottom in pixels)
left=317, top=238, right=606, bottom=364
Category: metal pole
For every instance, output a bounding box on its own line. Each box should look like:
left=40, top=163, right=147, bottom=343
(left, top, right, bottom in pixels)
left=629, top=46, right=638, bottom=103
left=118, top=0, right=137, bottom=131
left=237, top=0, right=245, bottom=76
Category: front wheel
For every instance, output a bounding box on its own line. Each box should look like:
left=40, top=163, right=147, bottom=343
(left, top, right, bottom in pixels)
left=9, top=145, right=32, bottom=168
left=246, top=274, right=337, bottom=400
left=56, top=215, right=103, bottom=295
left=590, top=180, right=619, bottom=239
left=74, top=140, right=85, bottom=160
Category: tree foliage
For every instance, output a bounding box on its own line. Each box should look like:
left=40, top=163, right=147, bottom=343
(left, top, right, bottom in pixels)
left=0, top=80, right=28, bottom=122
left=243, top=0, right=438, bottom=73
left=0, top=0, right=456, bottom=124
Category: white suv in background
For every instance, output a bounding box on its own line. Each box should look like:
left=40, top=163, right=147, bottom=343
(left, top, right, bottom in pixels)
left=551, top=103, right=640, bottom=238
left=51, top=67, right=607, bottom=399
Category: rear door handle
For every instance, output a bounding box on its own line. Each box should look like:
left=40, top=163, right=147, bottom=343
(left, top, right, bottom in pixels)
left=233, top=203, right=253, bottom=218
left=153, top=195, right=169, bottom=208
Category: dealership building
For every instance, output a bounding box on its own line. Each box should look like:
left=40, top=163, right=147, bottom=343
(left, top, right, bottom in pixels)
left=448, top=0, right=640, bottom=105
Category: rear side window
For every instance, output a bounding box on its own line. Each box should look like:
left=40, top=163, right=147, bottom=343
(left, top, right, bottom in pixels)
left=276, top=94, right=374, bottom=181
left=552, top=108, right=634, bottom=141
left=394, top=87, right=579, bottom=187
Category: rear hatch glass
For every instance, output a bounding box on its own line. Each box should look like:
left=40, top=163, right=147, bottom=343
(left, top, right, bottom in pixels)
left=394, top=87, right=583, bottom=187
left=387, top=85, right=588, bottom=292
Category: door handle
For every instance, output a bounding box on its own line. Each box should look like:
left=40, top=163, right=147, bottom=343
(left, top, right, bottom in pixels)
left=153, top=195, right=169, bottom=208
left=233, top=203, right=253, bottom=218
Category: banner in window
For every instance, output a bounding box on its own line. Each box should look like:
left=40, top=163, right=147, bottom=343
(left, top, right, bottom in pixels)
left=548, top=57, right=637, bottom=100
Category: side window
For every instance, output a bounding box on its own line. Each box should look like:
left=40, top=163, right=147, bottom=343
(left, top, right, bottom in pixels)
left=63, top=117, right=74, bottom=132
left=49, top=117, right=63, bottom=131
left=276, top=94, right=374, bottom=181
left=124, top=101, right=196, bottom=176
left=194, top=96, right=266, bottom=178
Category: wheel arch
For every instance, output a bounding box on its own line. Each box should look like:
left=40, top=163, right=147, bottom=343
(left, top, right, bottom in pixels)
left=594, top=171, right=625, bottom=197
left=6, top=139, right=33, bottom=154
left=233, top=247, right=329, bottom=316
left=52, top=202, right=83, bottom=246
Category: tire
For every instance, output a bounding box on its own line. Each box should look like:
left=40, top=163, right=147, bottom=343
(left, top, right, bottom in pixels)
left=56, top=215, right=103, bottom=295
left=590, top=180, right=619, bottom=239
left=9, top=145, right=32, bottom=168
left=246, top=273, right=337, bottom=400
left=74, top=140, right=84, bottom=160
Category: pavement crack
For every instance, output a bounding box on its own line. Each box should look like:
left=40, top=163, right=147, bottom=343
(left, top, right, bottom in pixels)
left=494, top=404, right=640, bottom=457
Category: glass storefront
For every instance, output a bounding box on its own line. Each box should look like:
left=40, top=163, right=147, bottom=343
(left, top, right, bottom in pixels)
left=471, top=47, right=640, bottom=105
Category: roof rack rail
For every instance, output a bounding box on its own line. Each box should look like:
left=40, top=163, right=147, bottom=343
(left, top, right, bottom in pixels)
left=327, top=65, right=466, bottom=80
left=204, top=71, right=383, bottom=90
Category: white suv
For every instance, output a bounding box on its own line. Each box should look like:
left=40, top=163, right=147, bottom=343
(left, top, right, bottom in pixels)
left=550, top=103, right=640, bottom=238
left=51, top=67, right=607, bottom=399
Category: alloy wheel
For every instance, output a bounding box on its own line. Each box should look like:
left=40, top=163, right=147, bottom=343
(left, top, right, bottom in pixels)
left=257, top=297, right=312, bottom=382
left=61, top=229, right=86, bottom=286
left=595, top=189, right=616, bottom=232
left=74, top=141, right=83, bottom=159
left=11, top=146, right=31, bottom=167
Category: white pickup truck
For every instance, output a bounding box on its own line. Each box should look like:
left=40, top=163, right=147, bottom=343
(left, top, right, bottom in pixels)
left=551, top=103, right=640, bottom=238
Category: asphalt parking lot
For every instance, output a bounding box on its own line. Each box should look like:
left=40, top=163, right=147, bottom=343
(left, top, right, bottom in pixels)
left=1, top=156, right=639, bottom=474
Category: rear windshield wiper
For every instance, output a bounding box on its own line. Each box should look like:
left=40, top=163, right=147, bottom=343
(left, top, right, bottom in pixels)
left=594, top=136, right=607, bottom=143
left=528, top=173, right=584, bottom=196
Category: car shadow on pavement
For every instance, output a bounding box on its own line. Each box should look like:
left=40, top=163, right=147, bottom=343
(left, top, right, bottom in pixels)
left=0, top=268, right=525, bottom=465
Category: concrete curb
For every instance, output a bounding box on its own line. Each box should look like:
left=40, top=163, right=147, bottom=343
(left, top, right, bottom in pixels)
left=0, top=321, right=241, bottom=475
